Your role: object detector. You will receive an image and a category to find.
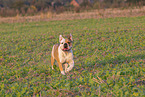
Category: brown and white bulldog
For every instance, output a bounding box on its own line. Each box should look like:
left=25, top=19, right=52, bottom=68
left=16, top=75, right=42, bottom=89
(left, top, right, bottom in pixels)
left=51, top=34, right=74, bottom=75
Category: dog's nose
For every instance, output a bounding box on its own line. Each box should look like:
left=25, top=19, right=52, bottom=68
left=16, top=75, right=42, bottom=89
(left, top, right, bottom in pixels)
left=64, top=43, right=67, bottom=48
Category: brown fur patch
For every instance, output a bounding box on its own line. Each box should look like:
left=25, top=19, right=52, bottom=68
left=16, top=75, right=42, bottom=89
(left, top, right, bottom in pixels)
left=51, top=44, right=64, bottom=71
left=53, top=44, right=60, bottom=62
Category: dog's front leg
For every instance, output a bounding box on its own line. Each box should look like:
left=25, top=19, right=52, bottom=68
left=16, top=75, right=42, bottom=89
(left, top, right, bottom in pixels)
left=66, top=61, right=74, bottom=73
left=64, top=63, right=68, bottom=73
left=58, top=62, right=65, bottom=75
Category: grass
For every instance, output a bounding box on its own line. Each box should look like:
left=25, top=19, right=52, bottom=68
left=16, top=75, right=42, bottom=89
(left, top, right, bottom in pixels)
left=0, top=6, right=145, bottom=24
left=0, top=16, right=145, bottom=96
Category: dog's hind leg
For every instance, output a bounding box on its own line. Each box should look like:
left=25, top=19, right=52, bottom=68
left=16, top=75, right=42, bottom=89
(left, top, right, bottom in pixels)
left=51, top=55, right=55, bottom=70
left=51, top=46, right=55, bottom=70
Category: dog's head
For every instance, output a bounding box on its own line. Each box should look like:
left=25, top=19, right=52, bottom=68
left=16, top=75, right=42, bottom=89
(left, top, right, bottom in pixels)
left=59, top=34, right=73, bottom=51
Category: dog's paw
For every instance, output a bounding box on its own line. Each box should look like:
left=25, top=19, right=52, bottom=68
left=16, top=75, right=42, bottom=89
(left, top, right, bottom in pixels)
left=65, top=70, right=69, bottom=73
left=61, top=71, right=65, bottom=75
left=65, top=69, right=68, bottom=73
left=52, top=67, right=54, bottom=70
left=65, top=68, right=70, bottom=73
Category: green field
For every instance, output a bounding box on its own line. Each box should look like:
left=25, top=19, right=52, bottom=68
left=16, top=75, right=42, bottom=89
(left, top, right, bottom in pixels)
left=0, top=16, right=145, bottom=96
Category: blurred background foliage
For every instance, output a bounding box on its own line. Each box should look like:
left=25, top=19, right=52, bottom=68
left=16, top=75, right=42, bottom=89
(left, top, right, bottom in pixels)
left=0, top=0, right=144, bottom=17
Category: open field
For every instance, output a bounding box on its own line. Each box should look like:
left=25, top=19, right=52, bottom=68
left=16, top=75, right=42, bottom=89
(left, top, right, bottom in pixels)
left=0, top=15, right=145, bottom=96
left=0, top=6, right=145, bottom=24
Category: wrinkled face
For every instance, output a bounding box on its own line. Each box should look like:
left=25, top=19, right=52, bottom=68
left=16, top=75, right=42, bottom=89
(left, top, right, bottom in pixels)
left=59, top=34, right=73, bottom=51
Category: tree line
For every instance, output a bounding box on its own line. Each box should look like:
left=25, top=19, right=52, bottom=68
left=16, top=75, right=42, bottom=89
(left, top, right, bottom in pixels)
left=0, top=0, right=144, bottom=17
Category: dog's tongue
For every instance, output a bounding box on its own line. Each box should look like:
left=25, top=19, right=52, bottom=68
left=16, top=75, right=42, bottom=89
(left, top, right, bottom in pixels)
left=63, top=48, right=68, bottom=50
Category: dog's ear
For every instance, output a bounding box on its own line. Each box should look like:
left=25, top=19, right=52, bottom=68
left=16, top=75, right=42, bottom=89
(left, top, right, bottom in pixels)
left=59, top=35, right=63, bottom=42
left=68, top=33, right=73, bottom=41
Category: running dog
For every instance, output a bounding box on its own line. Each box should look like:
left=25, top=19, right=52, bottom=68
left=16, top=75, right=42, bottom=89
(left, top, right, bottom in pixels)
left=51, top=34, right=74, bottom=75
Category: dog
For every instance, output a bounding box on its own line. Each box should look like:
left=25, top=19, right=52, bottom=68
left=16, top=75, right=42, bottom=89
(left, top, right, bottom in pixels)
left=51, top=34, right=74, bottom=75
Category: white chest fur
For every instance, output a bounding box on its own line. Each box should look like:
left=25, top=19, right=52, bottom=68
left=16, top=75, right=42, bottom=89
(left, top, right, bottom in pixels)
left=58, top=46, right=73, bottom=63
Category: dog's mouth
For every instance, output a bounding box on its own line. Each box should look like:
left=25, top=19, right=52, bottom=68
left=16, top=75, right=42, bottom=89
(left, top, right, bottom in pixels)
left=62, top=48, right=70, bottom=51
